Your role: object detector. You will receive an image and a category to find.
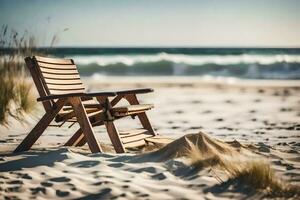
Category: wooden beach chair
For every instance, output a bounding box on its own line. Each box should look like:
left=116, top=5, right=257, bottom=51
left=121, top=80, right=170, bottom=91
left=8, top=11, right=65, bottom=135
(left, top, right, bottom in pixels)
left=14, top=56, right=161, bottom=153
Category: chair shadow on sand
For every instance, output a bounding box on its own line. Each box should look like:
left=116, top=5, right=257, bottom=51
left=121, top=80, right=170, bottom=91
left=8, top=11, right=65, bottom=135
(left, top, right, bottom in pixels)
left=0, top=148, right=69, bottom=172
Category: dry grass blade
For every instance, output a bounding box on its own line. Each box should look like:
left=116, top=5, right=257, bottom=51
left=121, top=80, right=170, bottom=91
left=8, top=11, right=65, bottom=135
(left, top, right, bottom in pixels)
left=15, top=80, right=35, bottom=113
left=0, top=75, right=15, bottom=124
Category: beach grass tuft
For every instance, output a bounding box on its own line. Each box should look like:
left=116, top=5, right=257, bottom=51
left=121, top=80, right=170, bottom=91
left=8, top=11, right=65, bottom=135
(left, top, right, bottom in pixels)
left=0, top=75, right=15, bottom=123
left=183, top=135, right=300, bottom=198
left=0, top=24, right=66, bottom=124
left=15, top=80, right=35, bottom=113
left=225, top=160, right=300, bottom=198
left=185, top=139, right=222, bottom=170
left=0, top=66, right=36, bottom=125
left=0, top=25, right=34, bottom=124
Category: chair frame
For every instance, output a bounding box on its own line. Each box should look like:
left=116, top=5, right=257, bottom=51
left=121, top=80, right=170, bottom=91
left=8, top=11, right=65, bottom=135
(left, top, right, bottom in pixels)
left=14, top=56, right=156, bottom=153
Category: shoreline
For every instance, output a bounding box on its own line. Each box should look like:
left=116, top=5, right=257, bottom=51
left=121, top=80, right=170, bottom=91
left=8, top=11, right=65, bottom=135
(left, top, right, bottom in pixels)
left=83, top=76, right=300, bottom=88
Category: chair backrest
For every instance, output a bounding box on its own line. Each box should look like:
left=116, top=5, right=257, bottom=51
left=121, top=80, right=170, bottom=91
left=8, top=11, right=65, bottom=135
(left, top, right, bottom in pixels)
left=25, top=56, right=85, bottom=110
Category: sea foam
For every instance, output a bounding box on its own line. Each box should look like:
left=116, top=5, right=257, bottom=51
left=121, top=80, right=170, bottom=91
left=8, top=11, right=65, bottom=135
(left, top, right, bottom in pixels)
left=73, top=53, right=300, bottom=66
left=71, top=53, right=300, bottom=79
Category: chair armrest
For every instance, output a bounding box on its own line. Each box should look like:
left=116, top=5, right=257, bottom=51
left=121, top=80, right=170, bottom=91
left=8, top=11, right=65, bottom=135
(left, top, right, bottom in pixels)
left=37, top=92, right=116, bottom=102
left=84, top=91, right=117, bottom=97
left=115, top=88, right=154, bottom=95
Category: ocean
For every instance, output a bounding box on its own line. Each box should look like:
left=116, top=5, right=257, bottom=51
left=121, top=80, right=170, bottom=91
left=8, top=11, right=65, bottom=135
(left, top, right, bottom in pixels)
left=6, top=47, right=300, bottom=79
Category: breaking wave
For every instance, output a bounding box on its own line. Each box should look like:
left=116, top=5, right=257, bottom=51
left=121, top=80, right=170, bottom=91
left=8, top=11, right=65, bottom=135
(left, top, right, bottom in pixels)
left=73, top=53, right=300, bottom=79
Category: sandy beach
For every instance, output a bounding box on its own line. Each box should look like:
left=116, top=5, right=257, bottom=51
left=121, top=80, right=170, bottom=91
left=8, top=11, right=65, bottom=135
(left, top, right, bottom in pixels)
left=0, top=77, right=300, bottom=199
left=1, top=0, right=300, bottom=199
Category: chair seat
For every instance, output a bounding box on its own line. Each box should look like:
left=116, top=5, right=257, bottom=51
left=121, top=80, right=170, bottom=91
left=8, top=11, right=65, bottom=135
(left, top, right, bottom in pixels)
left=55, top=108, right=103, bottom=123
left=56, top=103, right=154, bottom=122
left=112, top=104, right=154, bottom=116
left=62, top=100, right=153, bottom=112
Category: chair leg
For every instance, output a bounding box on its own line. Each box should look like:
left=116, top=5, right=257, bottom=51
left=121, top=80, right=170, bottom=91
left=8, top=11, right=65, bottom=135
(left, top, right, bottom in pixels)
left=125, top=94, right=156, bottom=136
left=97, top=96, right=125, bottom=153
left=64, top=128, right=85, bottom=146
left=105, top=121, right=125, bottom=153
left=69, top=97, right=102, bottom=153
left=76, top=135, right=87, bottom=146
left=14, top=99, right=66, bottom=153
left=65, top=119, right=105, bottom=147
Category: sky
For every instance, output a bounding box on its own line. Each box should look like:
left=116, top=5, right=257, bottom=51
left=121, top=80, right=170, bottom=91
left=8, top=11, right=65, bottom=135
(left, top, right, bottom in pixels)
left=0, top=0, right=300, bottom=47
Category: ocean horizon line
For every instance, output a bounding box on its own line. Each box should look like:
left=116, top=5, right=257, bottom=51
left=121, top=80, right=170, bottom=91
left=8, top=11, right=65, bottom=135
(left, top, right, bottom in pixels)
left=1, top=46, right=300, bottom=50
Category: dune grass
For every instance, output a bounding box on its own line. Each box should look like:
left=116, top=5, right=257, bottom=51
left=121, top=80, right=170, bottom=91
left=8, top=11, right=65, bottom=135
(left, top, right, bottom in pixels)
left=0, top=63, right=36, bottom=125
left=225, top=160, right=299, bottom=197
left=0, top=25, right=37, bottom=125
left=0, top=24, right=67, bottom=125
left=15, top=81, right=36, bottom=113
left=183, top=135, right=300, bottom=198
left=0, top=75, right=15, bottom=123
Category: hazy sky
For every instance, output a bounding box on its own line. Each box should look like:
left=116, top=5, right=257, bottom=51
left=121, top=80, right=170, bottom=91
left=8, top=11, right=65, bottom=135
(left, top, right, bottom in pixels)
left=0, top=0, right=299, bottom=47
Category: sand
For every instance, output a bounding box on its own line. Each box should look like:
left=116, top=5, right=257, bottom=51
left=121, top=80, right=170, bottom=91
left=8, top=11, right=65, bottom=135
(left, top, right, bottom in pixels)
left=0, top=77, right=300, bottom=199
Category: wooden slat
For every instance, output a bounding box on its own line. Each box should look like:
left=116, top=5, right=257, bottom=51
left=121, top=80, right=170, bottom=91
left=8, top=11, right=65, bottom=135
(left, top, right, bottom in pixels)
left=123, top=140, right=147, bottom=148
left=49, top=89, right=85, bottom=94
left=113, top=110, right=148, bottom=117
left=113, top=104, right=154, bottom=113
left=56, top=109, right=103, bottom=122
left=47, top=83, right=84, bottom=87
left=41, top=73, right=81, bottom=80
left=86, top=110, right=102, bottom=118
left=119, top=129, right=148, bottom=138
left=44, top=78, right=83, bottom=85
left=63, top=103, right=100, bottom=111
left=35, top=56, right=73, bottom=65
left=64, top=100, right=99, bottom=109
left=38, top=62, right=77, bottom=69
left=36, top=56, right=86, bottom=96
left=81, top=99, right=99, bottom=104
left=122, top=133, right=152, bottom=144
left=61, top=107, right=99, bottom=113
left=40, top=67, right=79, bottom=75
left=48, top=84, right=85, bottom=90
